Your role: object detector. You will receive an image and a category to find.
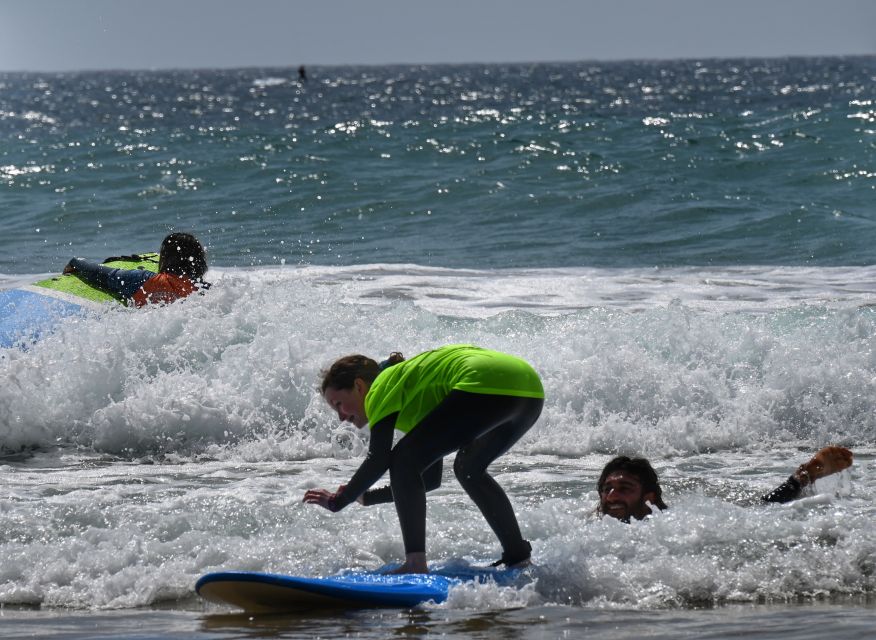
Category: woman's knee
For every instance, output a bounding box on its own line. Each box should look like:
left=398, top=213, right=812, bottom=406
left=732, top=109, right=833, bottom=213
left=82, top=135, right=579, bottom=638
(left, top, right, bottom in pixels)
left=389, top=444, right=432, bottom=486
left=453, top=450, right=480, bottom=486
left=389, top=450, right=411, bottom=481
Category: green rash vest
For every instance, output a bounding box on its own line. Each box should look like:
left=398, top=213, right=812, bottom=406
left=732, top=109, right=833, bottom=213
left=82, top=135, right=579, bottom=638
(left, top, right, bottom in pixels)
left=363, top=345, right=544, bottom=434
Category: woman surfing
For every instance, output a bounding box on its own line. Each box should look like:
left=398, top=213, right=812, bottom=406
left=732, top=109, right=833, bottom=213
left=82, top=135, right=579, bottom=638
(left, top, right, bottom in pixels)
left=304, top=345, right=544, bottom=574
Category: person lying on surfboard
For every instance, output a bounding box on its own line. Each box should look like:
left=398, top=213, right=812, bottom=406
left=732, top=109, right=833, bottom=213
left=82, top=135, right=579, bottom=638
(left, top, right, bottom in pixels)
left=597, top=446, right=854, bottom=522
left=303, top=345, right=544, bottom=575
left=63, top=232, right=209, bottom=307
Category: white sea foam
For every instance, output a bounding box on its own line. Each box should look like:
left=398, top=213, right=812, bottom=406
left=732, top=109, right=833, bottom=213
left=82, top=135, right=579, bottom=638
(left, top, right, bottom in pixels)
left=1, top=451, right=871, bottom=610
left=2, top=265, right=873, bottom=455
left=1, top=265, right=874, bottom=609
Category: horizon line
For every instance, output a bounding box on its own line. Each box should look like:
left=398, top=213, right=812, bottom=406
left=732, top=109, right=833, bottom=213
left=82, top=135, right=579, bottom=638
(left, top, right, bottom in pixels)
left=2, top=52, right=874, bottom=75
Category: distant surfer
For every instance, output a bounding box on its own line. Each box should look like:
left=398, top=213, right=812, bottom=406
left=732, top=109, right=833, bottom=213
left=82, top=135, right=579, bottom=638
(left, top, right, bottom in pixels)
left=63, top=232, right=209, bottom=307
left=304, top=345, right=544, bottom=574
left=598, top=446, right=853, bottom=522
left=298, top=65, right=307, bottom=82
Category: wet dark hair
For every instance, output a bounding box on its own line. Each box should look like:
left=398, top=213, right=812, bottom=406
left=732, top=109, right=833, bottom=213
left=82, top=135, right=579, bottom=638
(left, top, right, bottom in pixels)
left=158, top=232, right=207, bottom=280
left=597, top=456, right=668, bottom=510
left=320, top=352, right=405, bottom=393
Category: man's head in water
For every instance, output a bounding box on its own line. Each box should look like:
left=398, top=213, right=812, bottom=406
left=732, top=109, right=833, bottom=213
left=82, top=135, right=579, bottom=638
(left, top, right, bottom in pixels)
left=597, top=456, right=667, bottom=522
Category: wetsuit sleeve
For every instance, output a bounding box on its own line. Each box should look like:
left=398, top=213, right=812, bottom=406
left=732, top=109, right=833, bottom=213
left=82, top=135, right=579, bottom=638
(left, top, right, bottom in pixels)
left=361, top=487, right=393, bottom=505
left=362, top=459, right=444, bottom=506
left=330, top=415, right=397, bottom=511
left=761, top=475, right=803, bottom=504
left=66, top=258, right=153, bottom=300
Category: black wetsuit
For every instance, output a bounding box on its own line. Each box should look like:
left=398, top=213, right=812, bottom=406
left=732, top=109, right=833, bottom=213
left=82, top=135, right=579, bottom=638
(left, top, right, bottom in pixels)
left=762, top=475, right=805, bottom=503
left=331, top=390, right=543, bottom=565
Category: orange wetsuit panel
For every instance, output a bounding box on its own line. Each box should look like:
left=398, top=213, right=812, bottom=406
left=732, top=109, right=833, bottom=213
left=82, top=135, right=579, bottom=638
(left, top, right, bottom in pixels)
left=131, top=273, right=196, bottom=307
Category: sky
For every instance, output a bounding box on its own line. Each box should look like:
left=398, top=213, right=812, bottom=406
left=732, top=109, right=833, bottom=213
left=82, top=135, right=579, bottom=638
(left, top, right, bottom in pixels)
left=0, top=0, right=874, bottom=72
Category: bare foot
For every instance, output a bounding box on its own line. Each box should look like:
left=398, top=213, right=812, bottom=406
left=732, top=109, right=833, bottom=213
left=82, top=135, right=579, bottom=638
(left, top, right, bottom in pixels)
left=386, top=552, right=428, bottom=574
left=795, top=446, right=853, bottom=486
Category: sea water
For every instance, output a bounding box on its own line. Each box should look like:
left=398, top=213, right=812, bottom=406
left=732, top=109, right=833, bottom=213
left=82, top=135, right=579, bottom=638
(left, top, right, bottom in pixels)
left=1, top=58, right=875, bottom=639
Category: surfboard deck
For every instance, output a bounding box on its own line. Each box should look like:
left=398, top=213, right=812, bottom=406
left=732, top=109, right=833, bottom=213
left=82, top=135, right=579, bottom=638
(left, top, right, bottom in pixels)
left=0, top=253, right=159, bottom=348
left=33, top=253, right=160, bottom=303
left=196, top=564, right=524, bottom=612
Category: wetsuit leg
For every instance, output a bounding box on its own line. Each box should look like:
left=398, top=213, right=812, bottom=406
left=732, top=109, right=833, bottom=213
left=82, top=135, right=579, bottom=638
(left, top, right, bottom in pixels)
left=388, top=391, right=543, bottom=555
left=453, top=395, right=543, bottom=562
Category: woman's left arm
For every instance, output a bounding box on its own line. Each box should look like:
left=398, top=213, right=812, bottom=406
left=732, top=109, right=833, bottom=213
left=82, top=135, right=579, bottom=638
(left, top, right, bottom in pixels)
left=303, top=415, right=397, bottom=512
left=361, top=459, right=444, bottom=505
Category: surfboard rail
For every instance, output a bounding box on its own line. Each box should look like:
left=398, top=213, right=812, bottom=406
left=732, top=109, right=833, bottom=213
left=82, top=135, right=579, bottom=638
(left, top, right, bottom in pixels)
left=196, top=565, right=525, bottom=612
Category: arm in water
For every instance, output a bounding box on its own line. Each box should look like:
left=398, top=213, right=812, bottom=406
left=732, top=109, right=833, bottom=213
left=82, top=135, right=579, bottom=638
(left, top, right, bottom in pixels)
left=761, top=446, right=853, bottom=504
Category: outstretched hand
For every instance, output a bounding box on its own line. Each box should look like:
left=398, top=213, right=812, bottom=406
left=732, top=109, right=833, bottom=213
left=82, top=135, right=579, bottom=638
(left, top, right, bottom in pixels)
left=303, top=483, right=359, bottom=511
left=303, top=487, right=341, bottom=511
left=796, top=446, right=853, bottom=485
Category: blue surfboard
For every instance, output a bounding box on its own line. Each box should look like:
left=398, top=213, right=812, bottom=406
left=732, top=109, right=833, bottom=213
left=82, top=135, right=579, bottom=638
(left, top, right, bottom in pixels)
left=196, top=564, right=524, bottom=612
left=0, top=286, right=92, bottom=347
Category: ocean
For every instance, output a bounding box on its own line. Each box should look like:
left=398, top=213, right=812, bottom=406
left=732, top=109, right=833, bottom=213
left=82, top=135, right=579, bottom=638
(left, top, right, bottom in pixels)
left=1, top=57, right=875, bottom=638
